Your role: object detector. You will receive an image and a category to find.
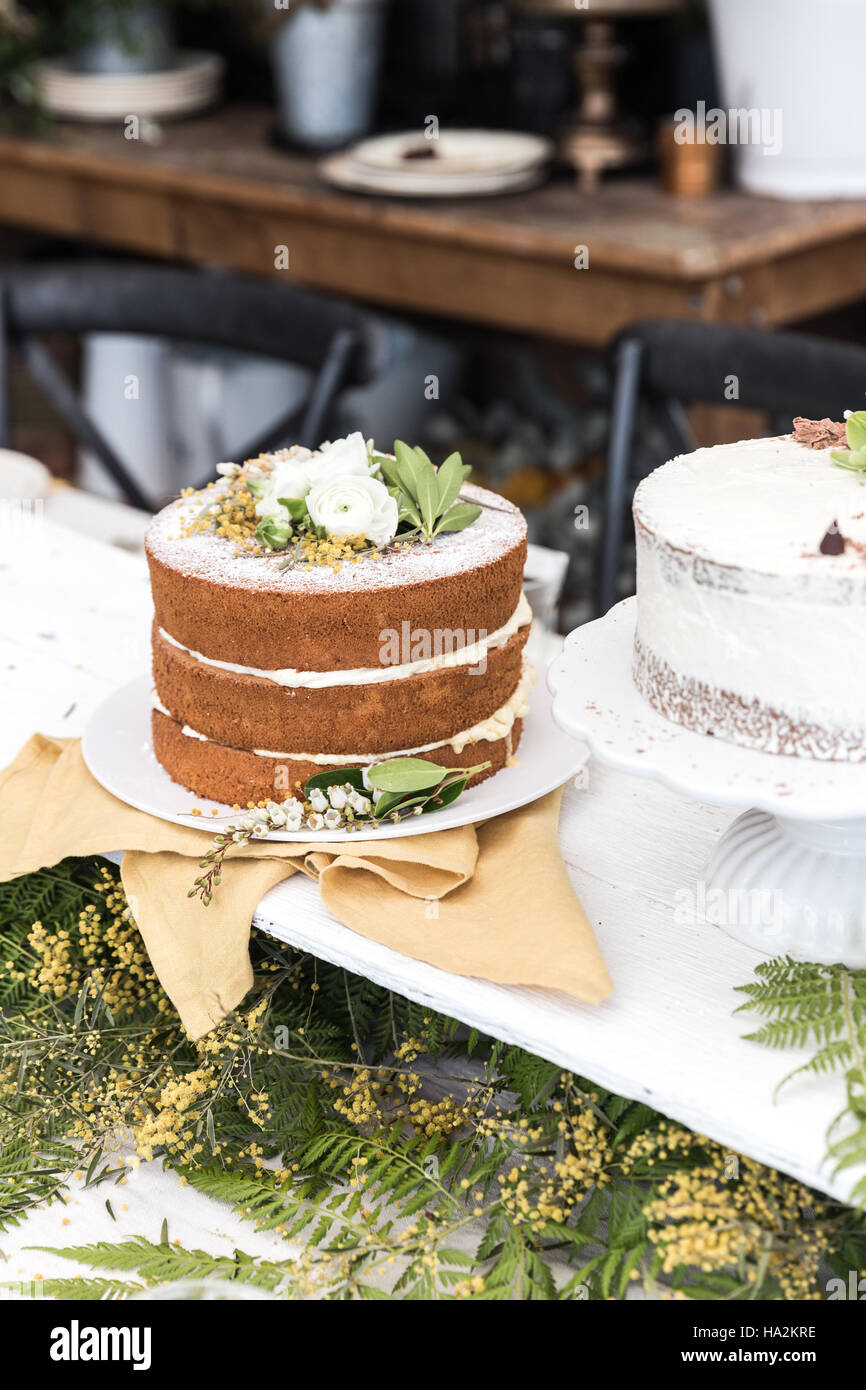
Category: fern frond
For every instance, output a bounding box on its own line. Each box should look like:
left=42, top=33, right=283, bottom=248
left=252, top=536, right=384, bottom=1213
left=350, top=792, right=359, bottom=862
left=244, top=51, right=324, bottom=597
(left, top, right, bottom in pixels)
left=0, top=1277, right=144, bottom=1300
left=738, top=956, right=866, bottom=1203
left=30, top=1236, right=294, bottom=1293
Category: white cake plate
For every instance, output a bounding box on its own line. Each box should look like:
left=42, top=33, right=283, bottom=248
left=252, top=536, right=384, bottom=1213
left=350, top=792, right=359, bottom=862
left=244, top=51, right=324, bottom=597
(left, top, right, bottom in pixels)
left=81, top=674, right=588, bottom=843
left=548, top=599, right=866, bottom=966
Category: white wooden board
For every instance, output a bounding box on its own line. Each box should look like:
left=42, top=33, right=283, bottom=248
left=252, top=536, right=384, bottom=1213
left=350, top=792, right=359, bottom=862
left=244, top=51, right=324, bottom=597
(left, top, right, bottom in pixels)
left=1, top=514, right=860, bottom=1204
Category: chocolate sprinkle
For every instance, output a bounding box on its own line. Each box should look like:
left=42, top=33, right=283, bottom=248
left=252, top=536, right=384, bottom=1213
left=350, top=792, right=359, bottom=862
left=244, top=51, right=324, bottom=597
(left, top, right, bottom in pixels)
left=819, top=521, right=846, bottom=555
left=792, top=417, right=848, bottom=450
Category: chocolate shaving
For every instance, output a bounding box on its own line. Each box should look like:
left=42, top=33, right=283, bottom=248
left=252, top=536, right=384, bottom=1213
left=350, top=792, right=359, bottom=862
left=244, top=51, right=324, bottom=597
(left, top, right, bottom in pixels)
left=819, top=520, right=846, bottom=555
left=403, top=144, right=438, bottom=161
left=792, top=417, right=848, bottom=450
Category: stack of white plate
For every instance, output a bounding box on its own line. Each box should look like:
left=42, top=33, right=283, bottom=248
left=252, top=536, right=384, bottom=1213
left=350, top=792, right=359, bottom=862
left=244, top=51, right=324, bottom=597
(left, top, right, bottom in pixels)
left=320, top=129, right=554, bottom=198
left=32, top=51, right=224, bottom=122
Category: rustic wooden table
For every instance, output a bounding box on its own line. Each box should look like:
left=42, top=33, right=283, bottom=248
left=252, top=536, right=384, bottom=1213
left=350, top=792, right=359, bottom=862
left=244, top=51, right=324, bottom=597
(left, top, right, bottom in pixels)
left=2, top=106, right=866, bottom=346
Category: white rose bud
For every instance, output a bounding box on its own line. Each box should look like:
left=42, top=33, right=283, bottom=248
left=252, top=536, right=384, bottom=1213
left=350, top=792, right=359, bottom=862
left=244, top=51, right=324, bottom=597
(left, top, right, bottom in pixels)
left=307, top=473, right=398, bottom=548
left=309, top=788, right=329, bottom=813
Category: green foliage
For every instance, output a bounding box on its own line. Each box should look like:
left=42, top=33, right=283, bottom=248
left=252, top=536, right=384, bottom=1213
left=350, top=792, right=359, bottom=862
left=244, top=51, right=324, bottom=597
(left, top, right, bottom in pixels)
left=1, top=1276, right=145, bottom=1300
left=33, top=1235, right=294, bottom=1293
left=377, top=443, right=481, bottom=540
left=737, top=956, right=866, bottom=1202
left=2, top=862, right=866, bottom=1300
left=832, top=410, right=866, bottom=472
left=254, top=514, right=293, bottom=551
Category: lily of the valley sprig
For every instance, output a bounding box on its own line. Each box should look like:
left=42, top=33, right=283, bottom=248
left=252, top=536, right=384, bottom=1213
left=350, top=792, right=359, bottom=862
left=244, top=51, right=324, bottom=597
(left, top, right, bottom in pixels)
left=190, top=755, right=491, bottom=905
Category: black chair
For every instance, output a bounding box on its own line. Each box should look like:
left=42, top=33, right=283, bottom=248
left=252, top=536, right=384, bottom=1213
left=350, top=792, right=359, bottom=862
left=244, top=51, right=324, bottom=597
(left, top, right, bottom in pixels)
left=0, top=260, right=393, bottom=510
left=599, top=319, right=866, bottom=616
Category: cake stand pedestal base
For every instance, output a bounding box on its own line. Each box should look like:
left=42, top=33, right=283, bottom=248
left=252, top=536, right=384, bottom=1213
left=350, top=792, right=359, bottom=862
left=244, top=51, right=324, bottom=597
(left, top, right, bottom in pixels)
left=549, top=599, right=866, bottom=969
left=705, top=811, right=866, bottom=966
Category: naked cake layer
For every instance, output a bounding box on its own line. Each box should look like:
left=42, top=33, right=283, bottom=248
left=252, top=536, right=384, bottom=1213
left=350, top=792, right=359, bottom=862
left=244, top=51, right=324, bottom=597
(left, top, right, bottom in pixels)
left=152, top=622, right=530, bottom=756
left=152, top=708, right=525, bottom=808
left=146, top=481, right=527, bottom=671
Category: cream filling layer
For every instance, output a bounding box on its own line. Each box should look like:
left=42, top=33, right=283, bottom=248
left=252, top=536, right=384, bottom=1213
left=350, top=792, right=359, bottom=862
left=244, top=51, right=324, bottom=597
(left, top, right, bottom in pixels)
left=152, top=658, right=536, bottom=762
left=159, top=593, right=532, bottom=689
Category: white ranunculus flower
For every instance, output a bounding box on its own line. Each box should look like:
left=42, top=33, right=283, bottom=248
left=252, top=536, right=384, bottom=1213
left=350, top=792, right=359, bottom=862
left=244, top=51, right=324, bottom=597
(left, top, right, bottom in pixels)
left=311, top=431, right=374, bottom=483
left=255, top=456, right=314, bottom=520
left=254, top=434, right=375, bottom=522
left=307, top=473, right=398, bottom=547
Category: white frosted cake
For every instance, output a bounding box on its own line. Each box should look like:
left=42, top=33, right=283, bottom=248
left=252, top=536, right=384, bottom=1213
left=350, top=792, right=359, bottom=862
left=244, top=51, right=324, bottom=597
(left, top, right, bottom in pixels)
left=632, top=419, right=866, bottom=761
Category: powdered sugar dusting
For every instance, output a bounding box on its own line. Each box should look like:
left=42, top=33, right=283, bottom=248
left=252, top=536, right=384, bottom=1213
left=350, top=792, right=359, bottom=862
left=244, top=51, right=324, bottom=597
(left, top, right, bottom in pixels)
left=146, top=481, right=526, bottom=593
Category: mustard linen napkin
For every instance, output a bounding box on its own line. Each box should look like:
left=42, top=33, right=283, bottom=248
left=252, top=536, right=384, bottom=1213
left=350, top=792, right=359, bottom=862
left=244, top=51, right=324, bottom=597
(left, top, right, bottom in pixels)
left=0, top=735, right=612, bottom=1038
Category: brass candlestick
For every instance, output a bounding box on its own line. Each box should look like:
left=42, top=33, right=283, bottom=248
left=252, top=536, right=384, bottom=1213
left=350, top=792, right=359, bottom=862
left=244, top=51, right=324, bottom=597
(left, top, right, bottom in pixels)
left=516, top=0, right=684, bottom=192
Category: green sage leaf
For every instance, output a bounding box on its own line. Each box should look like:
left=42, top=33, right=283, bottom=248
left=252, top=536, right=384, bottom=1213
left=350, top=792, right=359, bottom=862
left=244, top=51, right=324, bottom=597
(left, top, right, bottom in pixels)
left=366, top=757, right=447, bottom=793
left=393, top=440, right=424, bottom=503
left=422, top=775, right=469, bottom=812
left=372, top=789, right=419, bottom=818
left=846, top=411, right=866, bottom=452
left=375, top=455, right=406, bottom=492
left=434, top=502, right=483, bottom=534
left=832, top=446, right=866, bottom=473
left=398, top=497, right=423, bottom=528
left=435, top=452, right=469, bottom=514
left=406, top=445, right=442, bottom=535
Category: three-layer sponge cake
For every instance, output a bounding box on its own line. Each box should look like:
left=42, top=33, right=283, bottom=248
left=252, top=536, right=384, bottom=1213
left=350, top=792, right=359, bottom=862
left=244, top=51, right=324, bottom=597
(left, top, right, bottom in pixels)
left=146, top=477, right=531, bottom=805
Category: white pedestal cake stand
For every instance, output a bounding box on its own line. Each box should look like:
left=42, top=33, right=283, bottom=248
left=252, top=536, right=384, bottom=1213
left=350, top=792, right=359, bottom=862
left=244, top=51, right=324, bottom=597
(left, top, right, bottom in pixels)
left=548, top=599, right=866, bottom=967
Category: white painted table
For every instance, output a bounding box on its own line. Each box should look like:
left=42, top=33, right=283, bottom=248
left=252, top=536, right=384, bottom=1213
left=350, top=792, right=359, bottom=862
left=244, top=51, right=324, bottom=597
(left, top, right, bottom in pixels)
left=1, top=513, right=861, bottom=1219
